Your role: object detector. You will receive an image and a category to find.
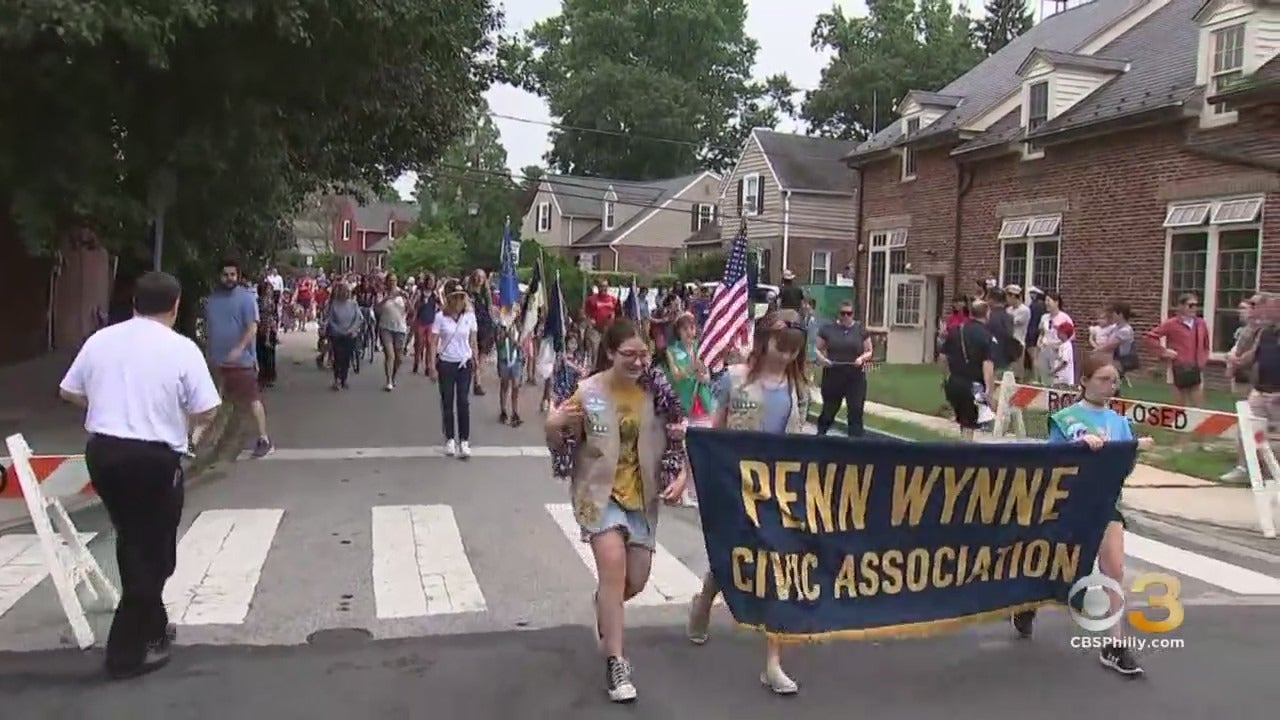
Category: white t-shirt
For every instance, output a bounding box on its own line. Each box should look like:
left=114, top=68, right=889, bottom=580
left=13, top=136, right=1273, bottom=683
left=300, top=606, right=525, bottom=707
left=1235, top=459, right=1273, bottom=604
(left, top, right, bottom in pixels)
left=59, top=317, right=222, bottom=452
left=432, top=311, right=477, bottom=362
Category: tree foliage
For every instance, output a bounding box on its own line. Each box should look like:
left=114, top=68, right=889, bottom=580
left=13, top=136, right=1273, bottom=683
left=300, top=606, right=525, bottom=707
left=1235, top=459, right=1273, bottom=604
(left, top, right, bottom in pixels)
left=415, top=100, right=523, bottom=270
left=387, top=226, right=468, bottom=277
left=975, top=0, right=1035, bottom=55
left=500, top=0, right=794, bottom=179
left=801, top=0, right=983, bottom=140
left=0, top=0, right=501, bottom=277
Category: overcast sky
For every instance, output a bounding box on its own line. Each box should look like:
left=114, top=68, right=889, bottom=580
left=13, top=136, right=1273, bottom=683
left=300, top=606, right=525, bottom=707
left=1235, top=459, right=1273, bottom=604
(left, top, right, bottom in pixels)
left=394, top=0, right=1014, bottom=199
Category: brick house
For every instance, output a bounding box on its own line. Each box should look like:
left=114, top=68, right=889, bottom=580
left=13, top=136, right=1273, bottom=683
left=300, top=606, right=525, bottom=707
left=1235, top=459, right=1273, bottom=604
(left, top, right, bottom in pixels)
left=330, top=198, right=419, bottom=273
left=519, top=171, right=722, bottom=276
left=844, top=0, right=1279, bottom=368
left=711, top=129, right=859, bottom=286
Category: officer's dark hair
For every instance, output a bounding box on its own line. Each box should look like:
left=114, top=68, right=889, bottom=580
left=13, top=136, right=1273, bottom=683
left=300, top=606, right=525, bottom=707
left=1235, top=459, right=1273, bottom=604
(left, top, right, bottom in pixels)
left=219, top=258, right=240, bottom=272
left=133, top=271, right=182, bottom=316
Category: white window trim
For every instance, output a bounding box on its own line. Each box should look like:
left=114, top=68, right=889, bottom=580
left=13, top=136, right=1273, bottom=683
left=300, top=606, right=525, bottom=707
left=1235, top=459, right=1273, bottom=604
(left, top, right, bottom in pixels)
left=1198, top=18, right=1251, bottom=128
left=743, top=174, right=761, bottom=217
left=603, top=199, right=616, bottom=231
left=537, top=202, right=552, bottom=232
left=696, top=203, right=715, bottom=230
left=865, top=229, right=907, bottom=330
left=1021, top=78, right=1051, bottom=160
left=998, top=216, right=1061, bottom=293
left=1161, top=217, right=1263, bottom=360
left=341, top=219, right=351, bottom=242
left=388, top=219, right=396, bottom=236
left=901, top=115, right=921, bottom=182
left=891, top=277, right=926, bottom=328
left=810, top=250, right=832, bottom=285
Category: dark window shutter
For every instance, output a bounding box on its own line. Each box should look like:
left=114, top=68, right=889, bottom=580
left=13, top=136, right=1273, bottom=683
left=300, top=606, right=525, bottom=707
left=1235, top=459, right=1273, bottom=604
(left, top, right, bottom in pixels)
left=690, top=205, right=698, bottom=231
left=756, top=177, right=765, bottom=214
left=736, top=179, right=744, bottom=214
left=712, top=205, right=719, bottom=223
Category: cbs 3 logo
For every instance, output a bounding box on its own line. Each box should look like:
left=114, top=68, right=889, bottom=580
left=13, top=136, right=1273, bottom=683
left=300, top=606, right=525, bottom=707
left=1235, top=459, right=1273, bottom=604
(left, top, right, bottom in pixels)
left=1067, top=572, right=1184, bottom=633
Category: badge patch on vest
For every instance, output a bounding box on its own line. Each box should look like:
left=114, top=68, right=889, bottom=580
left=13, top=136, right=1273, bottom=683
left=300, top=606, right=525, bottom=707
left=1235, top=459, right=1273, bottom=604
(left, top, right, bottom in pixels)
left=730, top=388, right=757, bottom=412
left=583, top=394, right=610, bottom=436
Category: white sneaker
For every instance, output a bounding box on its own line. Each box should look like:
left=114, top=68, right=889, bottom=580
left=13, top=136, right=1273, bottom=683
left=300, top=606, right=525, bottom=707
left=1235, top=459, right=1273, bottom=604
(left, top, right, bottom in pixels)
left=384, top=382, right=394, bottom=392
left=459, top=441, right=471, bottom=459
left=760, top=665, right=798, bottom=695
left=444, top=439, right=457, bottom=456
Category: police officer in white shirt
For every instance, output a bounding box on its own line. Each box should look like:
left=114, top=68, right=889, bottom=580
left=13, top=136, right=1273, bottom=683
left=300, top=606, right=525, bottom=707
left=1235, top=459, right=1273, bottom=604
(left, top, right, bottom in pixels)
left=58, top=271, right=221, bottom=680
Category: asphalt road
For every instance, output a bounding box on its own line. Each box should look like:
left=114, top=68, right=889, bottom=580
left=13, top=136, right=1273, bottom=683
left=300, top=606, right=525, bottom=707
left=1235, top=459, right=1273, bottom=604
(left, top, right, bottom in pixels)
left=1, top=334, right=1278, bottom=717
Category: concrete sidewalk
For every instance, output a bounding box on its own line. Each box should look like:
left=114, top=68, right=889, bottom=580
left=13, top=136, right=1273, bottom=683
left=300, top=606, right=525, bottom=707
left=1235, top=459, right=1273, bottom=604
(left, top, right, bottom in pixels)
left=860, top=400, right=1275, bottom=535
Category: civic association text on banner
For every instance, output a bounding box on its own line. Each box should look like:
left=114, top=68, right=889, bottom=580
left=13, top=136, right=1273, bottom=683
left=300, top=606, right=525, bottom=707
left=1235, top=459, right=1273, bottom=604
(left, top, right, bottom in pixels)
left=686, top=429, right=1135, bottom=642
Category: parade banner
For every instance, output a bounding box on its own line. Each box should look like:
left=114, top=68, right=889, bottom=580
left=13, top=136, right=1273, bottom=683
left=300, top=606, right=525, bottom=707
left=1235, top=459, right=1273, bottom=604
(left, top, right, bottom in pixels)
left=686, top=429, right=1135, bottom=641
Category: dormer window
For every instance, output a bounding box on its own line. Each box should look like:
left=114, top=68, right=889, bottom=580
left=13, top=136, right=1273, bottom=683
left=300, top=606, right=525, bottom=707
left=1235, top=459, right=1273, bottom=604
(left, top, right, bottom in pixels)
left=1023, top=80, right=1049, bottom=158
left=1209, top=23, right=1246, bottom=114
left=901, top=116, right=920, bottom=181
left=388, top=219, right=396, bottom=236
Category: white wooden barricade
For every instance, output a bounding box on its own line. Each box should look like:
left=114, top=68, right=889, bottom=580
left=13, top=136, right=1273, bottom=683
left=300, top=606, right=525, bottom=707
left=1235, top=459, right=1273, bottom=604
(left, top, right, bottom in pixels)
left=4, top=434, right=118, bottom=648
left=1235, top=402, right=1280, bottom=539
left=990, top=371, right=1026, bottom=439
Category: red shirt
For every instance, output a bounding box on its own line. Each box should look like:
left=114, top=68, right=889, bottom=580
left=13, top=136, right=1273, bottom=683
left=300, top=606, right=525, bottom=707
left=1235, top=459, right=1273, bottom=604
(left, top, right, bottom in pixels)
left=1145, top=315, right=1211, bottom=368
left=297, top=278, right=314, bottom=299
left=584, top=292, right=618, bottom=328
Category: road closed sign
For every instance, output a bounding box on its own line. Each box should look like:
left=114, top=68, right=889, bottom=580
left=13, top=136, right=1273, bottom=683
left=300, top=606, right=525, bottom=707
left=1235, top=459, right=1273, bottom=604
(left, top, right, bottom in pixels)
left=1045, top=390, right=1190, bottom=431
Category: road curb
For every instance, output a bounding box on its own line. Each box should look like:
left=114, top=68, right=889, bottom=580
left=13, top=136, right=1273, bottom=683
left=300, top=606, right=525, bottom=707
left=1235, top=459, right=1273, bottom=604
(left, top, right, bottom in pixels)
left=805, top=409, right=913, bottom=442
left=0, top=404, right=243, bottom=534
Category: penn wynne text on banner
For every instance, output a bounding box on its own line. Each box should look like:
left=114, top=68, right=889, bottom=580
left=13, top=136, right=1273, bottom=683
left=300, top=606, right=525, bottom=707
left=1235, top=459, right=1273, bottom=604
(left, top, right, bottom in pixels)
left=686, top=429, right=1136, bottom=641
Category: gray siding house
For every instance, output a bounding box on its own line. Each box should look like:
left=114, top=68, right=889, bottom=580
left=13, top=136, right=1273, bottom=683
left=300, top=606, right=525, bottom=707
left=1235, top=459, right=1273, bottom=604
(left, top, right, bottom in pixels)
left=709, top=129, right=860, bottom=286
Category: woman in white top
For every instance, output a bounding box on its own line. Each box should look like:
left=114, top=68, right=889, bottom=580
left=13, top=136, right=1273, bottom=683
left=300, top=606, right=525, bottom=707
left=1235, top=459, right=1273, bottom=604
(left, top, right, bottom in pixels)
left=429, top=281, right=480, bottom=459
left=377, top=273, right=411, bottom=391
left=1035, top=292, right=1076, bottom=386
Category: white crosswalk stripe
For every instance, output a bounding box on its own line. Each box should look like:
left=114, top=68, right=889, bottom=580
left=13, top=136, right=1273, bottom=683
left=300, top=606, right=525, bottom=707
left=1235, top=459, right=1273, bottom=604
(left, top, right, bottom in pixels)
left=0, top=504, right=1276, bottom=651
left=371, top=505, right=487, bottom=618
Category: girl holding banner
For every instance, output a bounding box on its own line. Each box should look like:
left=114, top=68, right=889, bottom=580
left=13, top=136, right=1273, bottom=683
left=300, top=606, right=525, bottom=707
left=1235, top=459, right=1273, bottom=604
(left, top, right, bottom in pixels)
left=686, top=309, right=810, bottom=695
left=1011, top=352, right=1154, bottom=676
left=543, top=319, right=688, bottom=703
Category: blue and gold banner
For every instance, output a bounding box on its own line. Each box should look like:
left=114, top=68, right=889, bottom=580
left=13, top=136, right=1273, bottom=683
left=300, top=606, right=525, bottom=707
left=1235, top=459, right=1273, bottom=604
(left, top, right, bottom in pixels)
left=686, top=429, right=1135, bottom=641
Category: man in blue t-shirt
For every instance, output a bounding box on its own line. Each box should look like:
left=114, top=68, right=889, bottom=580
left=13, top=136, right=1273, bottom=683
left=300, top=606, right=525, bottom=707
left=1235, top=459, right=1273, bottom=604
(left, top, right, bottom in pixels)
left=205, top=259, right=274, bottom=458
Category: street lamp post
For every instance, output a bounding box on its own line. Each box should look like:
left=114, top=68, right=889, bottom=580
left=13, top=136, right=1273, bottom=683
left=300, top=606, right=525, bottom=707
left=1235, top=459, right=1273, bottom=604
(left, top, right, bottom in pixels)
left=147, top=168, right=177, bottom=271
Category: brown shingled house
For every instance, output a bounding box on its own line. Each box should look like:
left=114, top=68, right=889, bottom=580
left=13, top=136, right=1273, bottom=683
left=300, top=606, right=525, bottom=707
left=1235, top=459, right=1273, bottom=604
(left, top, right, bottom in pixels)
left=844, top=0, right=1279, bottom=366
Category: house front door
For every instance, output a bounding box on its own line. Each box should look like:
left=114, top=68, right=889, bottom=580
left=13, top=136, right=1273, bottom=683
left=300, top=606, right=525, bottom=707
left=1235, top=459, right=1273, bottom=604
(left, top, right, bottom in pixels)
left=885, top=274, right=929, bottom=364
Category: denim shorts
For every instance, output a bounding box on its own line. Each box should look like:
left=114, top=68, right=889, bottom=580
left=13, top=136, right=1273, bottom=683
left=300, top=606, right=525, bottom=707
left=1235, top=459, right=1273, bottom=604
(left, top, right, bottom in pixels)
left=582, top=498, right=654, bottom=550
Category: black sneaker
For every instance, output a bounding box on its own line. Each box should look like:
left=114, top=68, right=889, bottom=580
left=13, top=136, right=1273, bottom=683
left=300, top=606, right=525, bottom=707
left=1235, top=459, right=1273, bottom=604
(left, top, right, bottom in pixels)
left=1099, top=646, right=1144, bottom=676
left=1011, top=610, right=1035, bottom=639
left=106, top=642, right=171, bottom=681
left=605, top=656, right=637, bottom=703
left=499, top=411, right=508, bottom=424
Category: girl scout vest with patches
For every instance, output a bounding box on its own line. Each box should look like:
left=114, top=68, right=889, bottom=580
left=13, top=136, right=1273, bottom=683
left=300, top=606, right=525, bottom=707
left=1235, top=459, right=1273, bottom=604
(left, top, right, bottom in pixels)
left=723, top=364, right=809, bottom=433
left=567, top=373, right=670, bottom=535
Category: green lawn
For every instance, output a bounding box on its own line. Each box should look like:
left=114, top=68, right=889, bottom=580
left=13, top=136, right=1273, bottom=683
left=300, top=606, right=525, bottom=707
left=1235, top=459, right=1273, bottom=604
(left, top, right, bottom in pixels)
left=813, top=364, right=1239, bottom=483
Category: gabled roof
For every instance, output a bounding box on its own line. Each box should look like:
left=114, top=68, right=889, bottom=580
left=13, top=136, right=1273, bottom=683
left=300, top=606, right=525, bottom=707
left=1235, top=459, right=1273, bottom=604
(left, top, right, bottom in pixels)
left=561, top=171, right=712, bottom=247
left=1023, top=0, right=1204, bottom=141
left=350, top=200, right=419, bottom=230
left=845, top=0, right=1142, bottom=162
left=1016, top=48, right=1130, bottom=76
left=752, top=129, right=858, bottom=194
left=901, top=90, right=963, bottom=109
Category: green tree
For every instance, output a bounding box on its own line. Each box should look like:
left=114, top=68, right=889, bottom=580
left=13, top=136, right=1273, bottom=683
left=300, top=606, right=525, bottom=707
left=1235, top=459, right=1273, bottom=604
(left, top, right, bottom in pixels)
left=975, top=0, right=1035, bottom=55
left=0, top=0, right=501, bottom=332
left=801, top=0, right=982, bottom=140
left=501, top=0, right=793, bottom=179
left=387, top=227, right=468, bottom=276
left=415, top=99, right=522, bottom=269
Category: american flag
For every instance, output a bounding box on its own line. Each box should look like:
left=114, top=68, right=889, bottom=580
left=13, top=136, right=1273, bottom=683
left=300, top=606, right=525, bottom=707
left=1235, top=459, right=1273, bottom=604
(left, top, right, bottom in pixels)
left=698, top=222, right=750, bottom=370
